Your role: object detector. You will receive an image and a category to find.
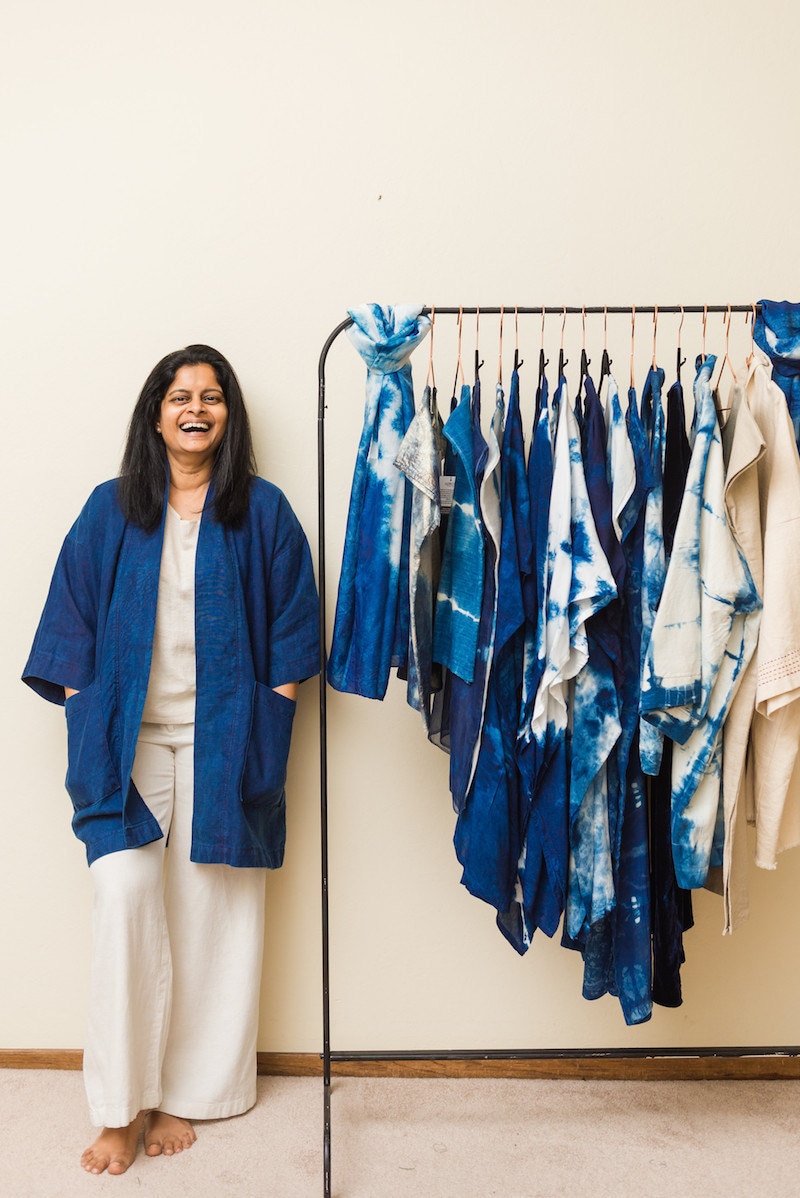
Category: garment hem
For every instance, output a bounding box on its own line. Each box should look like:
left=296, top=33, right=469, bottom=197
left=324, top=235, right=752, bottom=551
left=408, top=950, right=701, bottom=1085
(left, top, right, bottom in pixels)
left=157, top=1089, right=257, bottom=1121
left=88, top=1090, right=162, bottom=1129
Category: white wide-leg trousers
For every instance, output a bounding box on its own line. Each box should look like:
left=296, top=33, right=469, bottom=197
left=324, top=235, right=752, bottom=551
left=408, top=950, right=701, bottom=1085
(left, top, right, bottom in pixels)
left=84, top=721, right=267, bottom=1128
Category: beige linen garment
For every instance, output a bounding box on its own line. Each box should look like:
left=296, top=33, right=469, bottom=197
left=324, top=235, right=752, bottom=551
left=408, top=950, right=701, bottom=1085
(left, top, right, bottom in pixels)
left=711, top=349, right=800, bottom=932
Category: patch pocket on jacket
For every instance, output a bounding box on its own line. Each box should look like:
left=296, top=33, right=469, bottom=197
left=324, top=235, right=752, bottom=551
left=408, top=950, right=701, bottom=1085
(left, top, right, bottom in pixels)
left=241, top=682, right=296, bottom=807
left=64, top=683, right=119, bottom=811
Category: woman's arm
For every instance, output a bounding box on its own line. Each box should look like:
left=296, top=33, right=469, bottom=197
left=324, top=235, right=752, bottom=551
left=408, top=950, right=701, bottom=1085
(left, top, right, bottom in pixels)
left=64, top=687, right=79, bottom=699
left=272, top=681, right=298, bottom=701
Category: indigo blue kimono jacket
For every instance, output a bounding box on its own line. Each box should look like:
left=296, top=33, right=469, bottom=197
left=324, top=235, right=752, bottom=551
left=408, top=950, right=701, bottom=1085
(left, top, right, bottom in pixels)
left=23, top=477, right=320, bottom=868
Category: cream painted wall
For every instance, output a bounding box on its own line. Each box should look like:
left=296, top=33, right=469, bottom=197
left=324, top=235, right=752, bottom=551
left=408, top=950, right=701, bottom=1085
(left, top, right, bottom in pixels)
left=3, top=0, right=800, bottom=1055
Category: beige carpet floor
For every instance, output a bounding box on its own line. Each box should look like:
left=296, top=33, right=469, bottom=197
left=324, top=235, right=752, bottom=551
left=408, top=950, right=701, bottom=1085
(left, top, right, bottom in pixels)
left=2, top=1070, right=800, bottom=1197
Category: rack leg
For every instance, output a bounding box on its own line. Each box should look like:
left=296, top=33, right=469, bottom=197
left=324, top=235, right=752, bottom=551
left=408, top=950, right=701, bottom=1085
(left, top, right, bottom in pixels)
left=324, top=1076, right=331, bottom=1197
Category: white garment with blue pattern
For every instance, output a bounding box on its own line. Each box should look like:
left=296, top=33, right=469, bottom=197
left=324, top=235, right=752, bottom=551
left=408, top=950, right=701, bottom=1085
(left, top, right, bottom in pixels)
left=640, top=357, right=762, bottom=890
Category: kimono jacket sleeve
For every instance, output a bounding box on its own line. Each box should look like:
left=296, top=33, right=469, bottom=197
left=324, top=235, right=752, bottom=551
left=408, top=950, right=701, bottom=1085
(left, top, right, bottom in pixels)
left=23, top=482, right=122, bottom=703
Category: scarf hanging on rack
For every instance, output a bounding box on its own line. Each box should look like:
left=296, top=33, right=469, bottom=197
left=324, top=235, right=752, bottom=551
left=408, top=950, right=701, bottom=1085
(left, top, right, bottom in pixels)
left=328, top=303, right=430, bottom=699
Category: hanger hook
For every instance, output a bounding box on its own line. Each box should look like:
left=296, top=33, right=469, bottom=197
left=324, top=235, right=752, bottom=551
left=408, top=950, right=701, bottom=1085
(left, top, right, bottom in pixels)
left=603, top=305, right=608, bottom=350
left=426, top=305, right=436, bottom=389
left=676, top=304, right=686, bottom=383
left=703, top=304, right=708, bottom=360
left=498, top=305, right=504, bottom=386
left=474, top=305, right=484, bottom=378
left=725, top=303, right=738, bottom=384
left=558, top=305, right=568, bottom=378
left=652, top=305, right=658, bottom=369
left=630, top=305, right=636, bottom=390
left=453, top=305, right=465, bottom=394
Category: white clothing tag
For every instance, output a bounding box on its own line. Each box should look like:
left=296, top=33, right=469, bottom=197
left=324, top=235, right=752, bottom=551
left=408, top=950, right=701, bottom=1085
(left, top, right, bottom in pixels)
left=440, top=475, right=456, bottom=512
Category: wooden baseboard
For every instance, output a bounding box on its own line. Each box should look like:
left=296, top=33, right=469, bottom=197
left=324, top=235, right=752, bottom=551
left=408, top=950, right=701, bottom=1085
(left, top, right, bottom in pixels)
left=3, top=1049, right=800, bottom=1081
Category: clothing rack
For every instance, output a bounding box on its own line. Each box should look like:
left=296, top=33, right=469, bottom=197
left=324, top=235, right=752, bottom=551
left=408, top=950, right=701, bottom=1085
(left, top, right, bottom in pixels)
left=315, top=302, right=798, bottom=1198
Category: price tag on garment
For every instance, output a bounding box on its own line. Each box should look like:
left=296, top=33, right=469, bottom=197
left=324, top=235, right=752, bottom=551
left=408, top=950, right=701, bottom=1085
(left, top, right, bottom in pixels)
left=439, top=475, right=456, bottom=513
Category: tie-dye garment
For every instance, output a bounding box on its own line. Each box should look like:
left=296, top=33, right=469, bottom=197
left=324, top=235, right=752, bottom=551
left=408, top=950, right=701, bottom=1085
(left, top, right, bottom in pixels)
left=395, top=384, right=445, bottom=728
left=328, top=303, right=430, bottom=698
left=639, top=367, right=667, bottom=775
left=456, top=369, right=532, bottom=911
left=754, top=299, right=800, bottom=450
left=448, top=384, right=503, bottom=812
left=499, top=381, right=557, bottom=952
left=432, top=383, right=485, bottom=683
left=641, top=356, right=762, bottom=890
left=649, top=374, right=694, bottom=1007
left=563, top=377, right=621, bottom=943
left=580, top=380, right=654, bottom=1026
left=504, top=379, right=616, bottom=952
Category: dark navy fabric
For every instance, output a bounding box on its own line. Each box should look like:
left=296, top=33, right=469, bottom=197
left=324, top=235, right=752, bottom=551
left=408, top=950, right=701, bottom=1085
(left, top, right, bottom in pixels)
left=581, top=383, right=654, bottom=1026
left=651, top=375, right=694, bottom=1007
left=23, top=478, right=320, bottom=868
left=455, top=369, right=532, bottom=911
left=499, top=383, right=556, bottom=952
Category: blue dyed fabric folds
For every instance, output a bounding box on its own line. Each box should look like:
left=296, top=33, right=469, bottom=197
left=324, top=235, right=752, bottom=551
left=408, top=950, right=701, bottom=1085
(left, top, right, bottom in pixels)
left=505, top=378, right=617, bottom=953
left=564, top=377, right=622, bottom=944
left=328, top=304, right=430, bottom=699
left=754, top=299, right=800, bottom=449
left=447, top=384, right=503, bottom=812
left=455, top=369, right=532, bottom=911
left=641, top=357, right=762, bottom=890
left=433, top=383, right=485, bottom=683
left=395, top=384, right=444, bottom=727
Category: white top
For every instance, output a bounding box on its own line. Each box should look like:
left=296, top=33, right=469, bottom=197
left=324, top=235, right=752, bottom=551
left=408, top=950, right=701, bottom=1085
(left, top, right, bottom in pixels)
left=142, top=505, right=200, bottom=724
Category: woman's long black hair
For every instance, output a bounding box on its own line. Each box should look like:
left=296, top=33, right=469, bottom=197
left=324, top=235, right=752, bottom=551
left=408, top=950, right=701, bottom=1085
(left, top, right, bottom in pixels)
left=118, top=345, right=257, bottom=531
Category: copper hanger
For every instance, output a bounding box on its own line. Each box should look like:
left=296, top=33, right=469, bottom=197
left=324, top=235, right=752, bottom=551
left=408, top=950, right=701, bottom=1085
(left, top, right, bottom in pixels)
left=538, top=305, right=548, bottom=391
left=578, top=306, right=590, bottom=392
left=451, top=306, right=465, bottom=402
left=676, top=304, right=686, bottom=383
left=475, top=306, right=484, bottom=380
left=558, top=305, right=568, bottom=379
left=498, top=305, right=504, bottom=387
left=651, top=305, right=658, bottom=370
left=599, top=305, right=612, bottom=388
left=426, top=305, right=436, bottom=390
left=513, top=306, right=524, bottom=372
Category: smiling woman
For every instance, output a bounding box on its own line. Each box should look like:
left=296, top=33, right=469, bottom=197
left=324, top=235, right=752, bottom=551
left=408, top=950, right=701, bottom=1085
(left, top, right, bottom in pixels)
left=156, top=363, right=229, bottom=510
left=22, top=345, right=319, bottom=1175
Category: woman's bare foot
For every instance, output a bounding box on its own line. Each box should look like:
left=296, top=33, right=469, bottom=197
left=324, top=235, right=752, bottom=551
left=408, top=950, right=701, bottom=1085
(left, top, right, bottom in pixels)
left=144, top=1110, right=196, bottom=1157
left=81, top=1112, right=145, bottom=1175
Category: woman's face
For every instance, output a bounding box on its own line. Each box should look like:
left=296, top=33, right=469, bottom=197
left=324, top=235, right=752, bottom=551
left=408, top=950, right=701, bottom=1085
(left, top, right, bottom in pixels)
left=156, top=363, right=228, bottom=466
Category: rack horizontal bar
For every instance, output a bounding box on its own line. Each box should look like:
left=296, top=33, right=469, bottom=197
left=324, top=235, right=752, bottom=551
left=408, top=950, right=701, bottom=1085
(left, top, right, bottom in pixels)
left=328, top=1045, right=800, bottom=1062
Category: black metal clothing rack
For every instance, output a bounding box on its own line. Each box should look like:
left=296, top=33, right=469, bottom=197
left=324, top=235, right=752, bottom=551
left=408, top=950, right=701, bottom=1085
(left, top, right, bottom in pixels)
left=315, top=303, right=796, bottom=1198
